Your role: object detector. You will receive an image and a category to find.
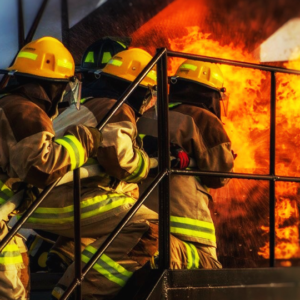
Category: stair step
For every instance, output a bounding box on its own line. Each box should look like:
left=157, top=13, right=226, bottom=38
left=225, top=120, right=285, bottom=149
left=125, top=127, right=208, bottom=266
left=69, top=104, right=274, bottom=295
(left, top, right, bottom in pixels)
left=167, top=284, right=299, bottom=300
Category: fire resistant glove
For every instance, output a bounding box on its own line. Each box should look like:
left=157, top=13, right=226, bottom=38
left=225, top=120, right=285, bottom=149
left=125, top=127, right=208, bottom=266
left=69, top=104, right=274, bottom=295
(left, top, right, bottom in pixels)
left=85, top=126, right=103, bottom=156
left=170, top=143, right=190, bottom=169
left=11, top=183, right=40, bottom=215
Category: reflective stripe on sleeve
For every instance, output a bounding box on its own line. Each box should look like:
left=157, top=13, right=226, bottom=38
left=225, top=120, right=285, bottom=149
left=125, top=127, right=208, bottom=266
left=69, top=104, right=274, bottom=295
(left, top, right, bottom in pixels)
left=123, top=150, right=148, bottom=183
left=183, top=241, right=200, bottom=269
left=24, top=193, right=135, bottom=224
left=82, top=246, right=133, bottom=287
left=0, top=243, right=23, bottom=265
left=0, top=180, right=14, bottom=205
left=170, top=216, right=216, bottom=242
left=55, top=135, right=85, bottom=170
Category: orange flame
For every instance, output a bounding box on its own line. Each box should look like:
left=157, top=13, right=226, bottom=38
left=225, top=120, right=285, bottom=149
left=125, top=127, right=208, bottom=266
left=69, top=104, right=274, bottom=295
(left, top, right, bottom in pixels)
left=168, top=26, right=300, bottom=261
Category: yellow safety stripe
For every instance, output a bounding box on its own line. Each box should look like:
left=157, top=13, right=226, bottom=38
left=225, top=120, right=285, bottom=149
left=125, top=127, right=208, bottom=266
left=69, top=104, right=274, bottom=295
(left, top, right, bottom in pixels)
left=180, top=63, right=197, bottom=71
left=102, top=52, right=112, bottom=64
left=18, top=51, right=37, bottom=60
left=183, top=242, right=200, bottom=269
left=116, top=41, right=127, bottom=49
left=138, top=134, right=146, bottom=140
left=168, top=102, right=182, bottom=109
left=146, top=69, right=157, bottom=81
left=108, top=59, right=122, bottom=67
left=123, top=150, right=148, bottom=183
left=170, top=216, right=216, bottom=242
left=84, top=51, right=94, bottom=63
left=80, top=96, right=93, bottom=104
left=1, top=244, right=20, bottom=252
left=55, top=135, right=85, bottom=170
left=80, top=98, right=88, bottom=104
left=0, top=243, right=23, bottom=265
left=82, top=246, right=133, bottom=287
left=0, top=180, right=14, bottom=205
left=24, top=193, right=135, bottom=224
left=57, top=59, right=73, bottom=70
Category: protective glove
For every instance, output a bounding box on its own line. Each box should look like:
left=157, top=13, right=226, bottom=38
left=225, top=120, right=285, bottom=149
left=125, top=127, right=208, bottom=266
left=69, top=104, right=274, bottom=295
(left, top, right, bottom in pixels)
left=85, top=126, right=102, bottom=156
left=10, top=184, right=40, bottom=215
left=170, top=143, right=190, bottom=169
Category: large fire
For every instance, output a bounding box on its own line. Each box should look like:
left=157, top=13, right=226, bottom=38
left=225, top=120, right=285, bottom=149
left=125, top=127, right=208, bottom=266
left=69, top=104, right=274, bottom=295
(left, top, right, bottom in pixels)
left=167, top=26, right=300, bottom=264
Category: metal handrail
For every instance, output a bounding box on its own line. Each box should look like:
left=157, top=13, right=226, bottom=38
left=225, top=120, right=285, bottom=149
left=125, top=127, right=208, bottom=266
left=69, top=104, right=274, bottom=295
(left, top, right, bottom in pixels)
left=60, top=48, right=169, bottom=300
left=0, top=47, right=299, bottom=299
left=171, top=169, right=300, bottom=182
left=0, top=178, right=61, bottom=252
left=167, top=49, right=300, bottom=268
left=168, top=50, right=300, bottom=75
left=0, top=48, right=166, bottom=251
left=61, top=170, right=168, bottom=300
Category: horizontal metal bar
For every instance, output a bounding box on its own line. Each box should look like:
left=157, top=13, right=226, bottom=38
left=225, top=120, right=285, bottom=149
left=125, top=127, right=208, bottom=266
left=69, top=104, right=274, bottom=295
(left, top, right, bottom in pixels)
left=167, top=50, right=300, bottom=75
left=0, top=178, right=61, bottom=252
left=97, top=48, right=167, bottom=131
left=60, top=170, right=168, bottom=300
left=171, top=169, right=300, bottom=182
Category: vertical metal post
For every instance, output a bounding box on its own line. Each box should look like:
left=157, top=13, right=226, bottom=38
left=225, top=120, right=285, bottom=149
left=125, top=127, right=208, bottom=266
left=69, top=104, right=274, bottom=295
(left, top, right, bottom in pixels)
left=269, top=71, right=276, bottom=267
left=18, top=0, right=25, bottom=49
left=156, top=48, right=170, bottom=269
left=73, top=168, right=82, bottom=299
left=61, top=0, right=69, bottom=48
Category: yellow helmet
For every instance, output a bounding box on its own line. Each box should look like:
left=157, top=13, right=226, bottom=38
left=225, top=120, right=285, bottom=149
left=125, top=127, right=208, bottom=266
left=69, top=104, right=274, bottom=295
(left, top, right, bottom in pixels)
left=102, top=48, right=156, bottom=88
left=6, top=37, right=75, bottom=81
left=173, top=59, right=224, bottom=92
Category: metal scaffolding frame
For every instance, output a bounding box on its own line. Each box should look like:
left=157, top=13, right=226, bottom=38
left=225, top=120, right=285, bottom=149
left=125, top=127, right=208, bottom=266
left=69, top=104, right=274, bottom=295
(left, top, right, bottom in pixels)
left=1, top=45, right=300, bottom=299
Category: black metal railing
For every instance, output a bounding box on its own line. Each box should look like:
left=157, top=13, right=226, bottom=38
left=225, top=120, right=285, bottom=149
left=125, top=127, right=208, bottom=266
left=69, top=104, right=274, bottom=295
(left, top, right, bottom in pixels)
left=1, top=48, right=300, bottom=300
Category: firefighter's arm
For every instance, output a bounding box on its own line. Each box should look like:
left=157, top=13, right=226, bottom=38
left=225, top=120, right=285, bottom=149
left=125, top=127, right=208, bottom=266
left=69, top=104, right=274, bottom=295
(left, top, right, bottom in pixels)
left=96, top=121, right=150, bottom=183
left=192, top=113, right=235, bottom=188
left=9, top=125, right=100, bottom=188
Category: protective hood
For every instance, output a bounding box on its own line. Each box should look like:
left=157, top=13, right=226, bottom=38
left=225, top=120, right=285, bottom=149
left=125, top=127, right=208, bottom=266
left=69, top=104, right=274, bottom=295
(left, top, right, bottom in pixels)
left=11, top=76, right=68, bottom=118
left=169, top=78, right=221, bottom=119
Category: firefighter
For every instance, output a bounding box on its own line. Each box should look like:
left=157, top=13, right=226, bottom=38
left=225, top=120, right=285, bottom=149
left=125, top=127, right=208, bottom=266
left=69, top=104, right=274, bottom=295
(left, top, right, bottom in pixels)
left=137, top=59, right=235, bottom=269
left=21, top=48, right=158, bottom=300
left=78, top=36, right=130, bottom=78
left=25, top=36, right=131, bottom=273
left=0, top=36, right=101, bottom=300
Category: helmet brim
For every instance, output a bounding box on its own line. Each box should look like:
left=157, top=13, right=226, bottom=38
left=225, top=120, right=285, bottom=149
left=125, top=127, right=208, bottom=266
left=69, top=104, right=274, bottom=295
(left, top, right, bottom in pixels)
left=2, top=70, right=72, bottom=82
